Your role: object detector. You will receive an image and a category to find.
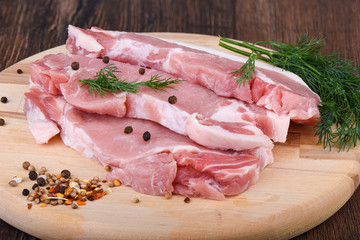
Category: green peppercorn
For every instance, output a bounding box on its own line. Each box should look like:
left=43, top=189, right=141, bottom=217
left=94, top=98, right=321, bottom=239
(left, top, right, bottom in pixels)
left=37, top=177, right=46, bottom=186
left=138, top=68, right=145, bottom=75
left=124, top=126, right=133, bottom=134
left=61, top=169, right=71, bottom=179
left=143, top=131, right=151, bottom=141
left=102, top=56, right=110, bottom=64
left=22, top=189, right=30, bottom=196
left=71, top=62, right=79, bottom=70
left=168, top=95, right=177, bottom=104
left=29, top=171, right=38, bottom=180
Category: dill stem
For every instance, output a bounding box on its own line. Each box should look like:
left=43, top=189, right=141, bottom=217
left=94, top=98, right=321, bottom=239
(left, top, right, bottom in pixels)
left=219, top=41, right=270, bottom=62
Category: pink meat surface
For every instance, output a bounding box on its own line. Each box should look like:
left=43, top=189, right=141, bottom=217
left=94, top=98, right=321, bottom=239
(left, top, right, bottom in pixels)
left=24, top=91, right=273, bottom=200
left=30, top=53, right=127, bottom=117
left=66, top=25, right=320, bottom=124
left=30, top=53, right=289, bottom=150
left=23, top=88, right=64, bottom=144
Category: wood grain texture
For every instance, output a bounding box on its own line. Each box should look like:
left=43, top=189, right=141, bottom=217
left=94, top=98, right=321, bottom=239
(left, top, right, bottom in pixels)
left=1, top=0, right=360, bottom=239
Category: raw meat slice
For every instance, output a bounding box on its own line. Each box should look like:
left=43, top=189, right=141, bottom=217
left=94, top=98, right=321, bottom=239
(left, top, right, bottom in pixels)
left=23, top=88, right=63, bottom=144
left=24, top=91, right=273, bottom=200
left=30, top=53, right=127, bottom=117
left=66, top=25, right=320, bottom=124
left=30, top=53, right=284, bottom=150
left=60, top=70, right=127, bottom=117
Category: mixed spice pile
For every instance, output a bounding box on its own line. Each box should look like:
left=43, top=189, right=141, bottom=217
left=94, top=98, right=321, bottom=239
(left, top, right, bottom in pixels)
left=9, top=161, right=123, bottom=210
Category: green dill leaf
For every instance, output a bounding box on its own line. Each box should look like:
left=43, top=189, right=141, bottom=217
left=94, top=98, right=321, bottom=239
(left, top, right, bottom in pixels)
left=79, top=64, right=183, bottom=97
left=219, top=35, right=360, bottom=151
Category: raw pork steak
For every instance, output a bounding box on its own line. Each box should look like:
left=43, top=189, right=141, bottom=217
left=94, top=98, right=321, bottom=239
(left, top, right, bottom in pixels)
left=30, top=53, right=290, bottom=151
left=24, top=90, right=273, bottom=200
left=66, top=25, right=320, bottom=124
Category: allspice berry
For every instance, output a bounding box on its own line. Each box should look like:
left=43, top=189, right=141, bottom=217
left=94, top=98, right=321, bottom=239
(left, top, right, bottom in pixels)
left=8, top=180, right=17, bottom=187
left=37, top=177, right=46, bottom=186
left=22, top=161, right=31, bottom=170
left=61, top=170, right=71, bottom=179
left=1, top=96, right=8, bottom=103
left=102, top=56, right=110, bottom=64
left=138, top=67, right=145, bottom=75
left=71, top=62, right=79, bottom=70
left=28, top=165, right=35, bottom=172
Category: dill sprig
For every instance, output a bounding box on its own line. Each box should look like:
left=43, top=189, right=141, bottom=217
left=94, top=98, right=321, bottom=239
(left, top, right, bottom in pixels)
left=219, top=34, right=360, bottom=151
left=79, top=64, right=183, bottom=97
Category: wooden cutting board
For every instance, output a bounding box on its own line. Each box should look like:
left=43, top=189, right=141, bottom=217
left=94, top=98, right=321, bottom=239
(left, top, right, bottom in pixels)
left=0, top=33, right=359, bottom=240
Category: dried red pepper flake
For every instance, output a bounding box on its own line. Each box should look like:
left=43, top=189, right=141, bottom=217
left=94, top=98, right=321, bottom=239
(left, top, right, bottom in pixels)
left=27, top=203, right=32, bottom=210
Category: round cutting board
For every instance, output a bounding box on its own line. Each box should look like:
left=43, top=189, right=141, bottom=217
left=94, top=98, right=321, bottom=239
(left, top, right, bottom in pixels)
left=0, top=33, right=359, bottom=240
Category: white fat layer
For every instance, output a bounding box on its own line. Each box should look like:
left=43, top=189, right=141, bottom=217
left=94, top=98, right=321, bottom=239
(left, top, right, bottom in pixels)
left=68, top=25, right=104, bottom=52
left=25, top=101, right=60, bottom=144
left=163, top=48, right=185, bottom=73
left=255, top=70, right=277, bottom=85
left=251, top=147, right=274, bottom=170
left=212, top=164, right=257, bottom=181
left=128, top=94, right=189, bottom=135
left=186, top=114, right=273, bottom=151
left=210, top=100, right=289, bottom=142
left=90, top=27, right=125, bottom=37
left=210, top=100, right=250, bottom=123
left=110, top=39, right=161, bottom=63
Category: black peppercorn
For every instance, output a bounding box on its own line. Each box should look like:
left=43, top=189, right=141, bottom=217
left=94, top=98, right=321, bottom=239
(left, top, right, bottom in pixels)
left=184, top=197, right=190, bottom=203
left=61, top=169, right=71, bottom=179
left=71, top=62, right=80, bottom=70
left=102, top=56, right=109, bottom=64
left=0, top=118, right=5, bottom=126
left=29, top=171, right=38, bottom=180
left=57, top=185, right=66, bottom=194
left=168, top=95, right=177, bottom=104
left=37, top=177, right=46, bottom=186
left=1, top=97, right=7, bottom=103
left=17, top=69, right=23, bottom=74
left=22, top=189, right=30, bottom=196
left=32, top=183, right=39, bottom=190
left=143, top=131, right=151, bottom=141
left=138, top=68, right=145, bottom=75
left=124, top=126, right=133, bottom=134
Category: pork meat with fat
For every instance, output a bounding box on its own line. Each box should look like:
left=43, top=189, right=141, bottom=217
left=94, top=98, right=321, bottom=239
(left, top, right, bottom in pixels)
left=66, top=25, right=320, bottom=124
left=23, top=91, right=273, bottom=200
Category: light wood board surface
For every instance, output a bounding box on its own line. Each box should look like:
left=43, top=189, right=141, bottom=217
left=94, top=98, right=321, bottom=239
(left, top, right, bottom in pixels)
left=0, top=33, right=359, bottom=240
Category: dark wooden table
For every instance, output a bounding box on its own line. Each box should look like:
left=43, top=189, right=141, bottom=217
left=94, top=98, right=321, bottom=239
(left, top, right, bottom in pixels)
left=1, top=0, right=360, bottom=239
